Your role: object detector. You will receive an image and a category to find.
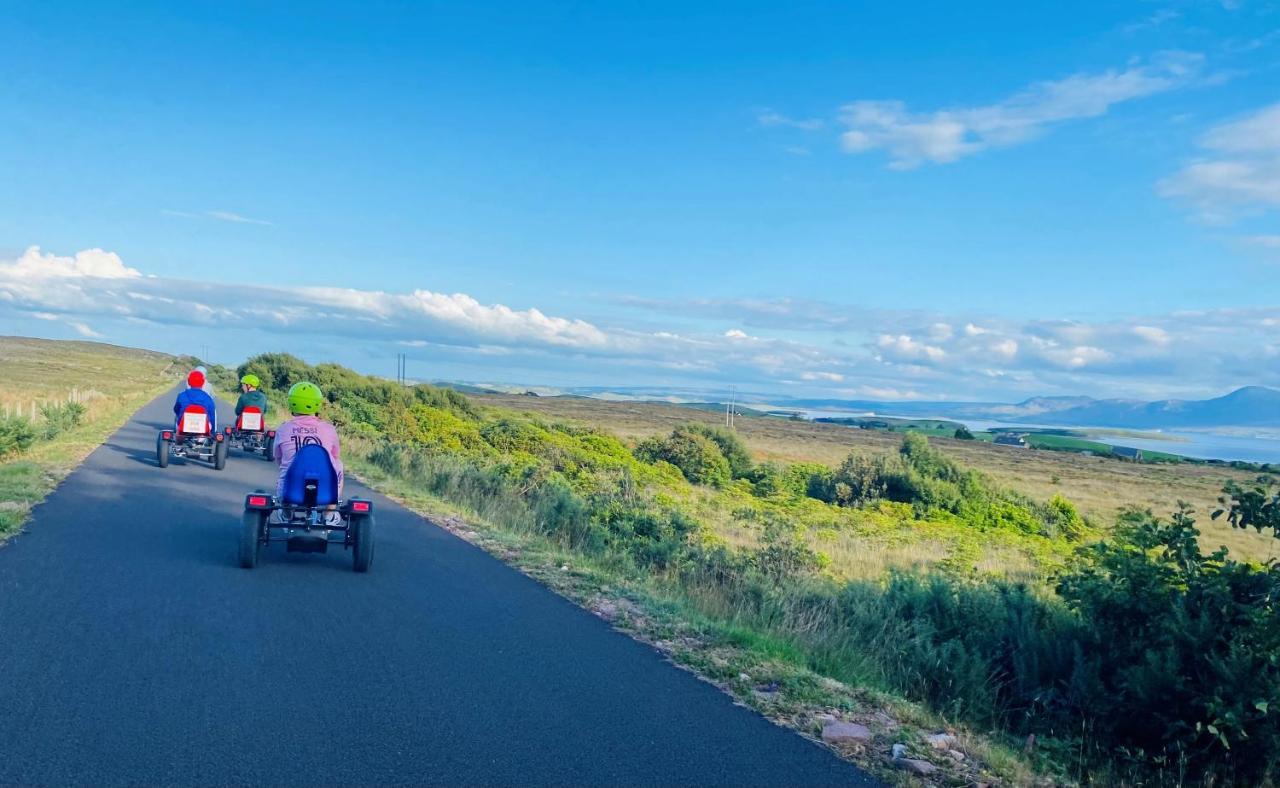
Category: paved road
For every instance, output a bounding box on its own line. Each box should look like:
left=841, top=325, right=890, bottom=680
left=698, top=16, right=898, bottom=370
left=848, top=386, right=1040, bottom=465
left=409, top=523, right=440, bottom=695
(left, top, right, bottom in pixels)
left=0, top=392, right=874, bottom=786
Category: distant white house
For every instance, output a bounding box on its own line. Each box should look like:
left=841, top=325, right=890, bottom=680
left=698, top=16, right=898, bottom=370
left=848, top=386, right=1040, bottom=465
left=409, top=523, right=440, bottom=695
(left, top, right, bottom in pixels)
left=994, top=433, right=1029, bottom=448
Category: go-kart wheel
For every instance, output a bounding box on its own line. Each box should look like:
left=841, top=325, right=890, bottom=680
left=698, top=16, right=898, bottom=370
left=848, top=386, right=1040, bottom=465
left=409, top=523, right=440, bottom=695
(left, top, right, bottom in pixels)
left=352, top=514, right=374, bottom=573
left=239, top=510, right=265, bottom=568
left=156, top=435, right=169, bottom=468
left=214, top=438, right=228, bottom=470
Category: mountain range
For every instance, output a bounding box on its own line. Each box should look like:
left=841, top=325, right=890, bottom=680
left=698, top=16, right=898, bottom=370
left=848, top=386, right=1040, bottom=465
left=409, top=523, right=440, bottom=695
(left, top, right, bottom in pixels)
left=784, top=386, right=1280, bottom=430
left=445, top=381, right=1280, bottom=430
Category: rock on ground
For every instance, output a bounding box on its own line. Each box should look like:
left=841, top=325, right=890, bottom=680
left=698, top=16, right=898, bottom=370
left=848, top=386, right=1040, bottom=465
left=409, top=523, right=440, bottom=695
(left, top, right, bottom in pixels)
left=896, top=758, right=937, bottom=776
left=821, top=721, right=873, bottom=745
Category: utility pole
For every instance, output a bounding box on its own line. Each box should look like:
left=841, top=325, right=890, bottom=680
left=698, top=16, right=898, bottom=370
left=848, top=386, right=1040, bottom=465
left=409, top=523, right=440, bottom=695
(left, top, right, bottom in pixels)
left=726, top=386, right=737, bottom=430
left=396, top=353, right=407, bottom=385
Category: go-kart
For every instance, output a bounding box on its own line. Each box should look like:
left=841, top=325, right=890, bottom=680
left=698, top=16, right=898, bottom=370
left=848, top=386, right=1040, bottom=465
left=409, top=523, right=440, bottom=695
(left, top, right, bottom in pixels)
left=223, top=406, right=275, bottom=460
left=239, top=444, right=374, bottom=573
left=157, top=405, right=227, bottom=470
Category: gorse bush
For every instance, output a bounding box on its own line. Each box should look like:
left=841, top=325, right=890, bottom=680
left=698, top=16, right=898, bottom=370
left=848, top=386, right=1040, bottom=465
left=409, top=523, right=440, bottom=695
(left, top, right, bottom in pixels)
left=634, top=425, right=732, bottom=487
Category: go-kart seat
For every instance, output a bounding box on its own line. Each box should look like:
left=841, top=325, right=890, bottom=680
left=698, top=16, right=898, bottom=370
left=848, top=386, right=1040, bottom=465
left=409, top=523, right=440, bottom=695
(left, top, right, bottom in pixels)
left=237, top=406, right=265, bottom=431
left=177, top=404, right=212, bottom=435
left=282, top=443, right=339, bottom=508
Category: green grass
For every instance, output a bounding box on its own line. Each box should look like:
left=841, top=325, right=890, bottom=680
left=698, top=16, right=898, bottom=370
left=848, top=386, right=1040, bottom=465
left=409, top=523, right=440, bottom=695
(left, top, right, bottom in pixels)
left=1024, top=433, right=1115, bottom=454
left=0, top=336, right=183, bottom=540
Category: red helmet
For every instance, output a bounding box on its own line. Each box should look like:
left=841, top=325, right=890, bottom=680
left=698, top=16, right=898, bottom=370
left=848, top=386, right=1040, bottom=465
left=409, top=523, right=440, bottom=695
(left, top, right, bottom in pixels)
left=187, top=370, right=206, bottom=389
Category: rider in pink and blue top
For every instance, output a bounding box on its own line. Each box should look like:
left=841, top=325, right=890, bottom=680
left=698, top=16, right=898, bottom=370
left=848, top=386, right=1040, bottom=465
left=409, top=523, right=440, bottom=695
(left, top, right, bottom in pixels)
left=272, top=381, right=343, bottom=499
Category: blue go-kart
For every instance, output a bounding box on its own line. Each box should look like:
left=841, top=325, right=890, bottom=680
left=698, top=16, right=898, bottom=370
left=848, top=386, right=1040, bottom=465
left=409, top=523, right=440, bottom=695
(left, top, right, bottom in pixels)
left=239, top=444, right=375, bottom=573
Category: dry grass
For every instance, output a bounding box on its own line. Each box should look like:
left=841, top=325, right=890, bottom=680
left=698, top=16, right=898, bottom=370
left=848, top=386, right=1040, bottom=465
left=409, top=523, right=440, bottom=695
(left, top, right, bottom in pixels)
left=0, top=336, right=181, bottom=539
left=477, top=393, right=1276, bottom=561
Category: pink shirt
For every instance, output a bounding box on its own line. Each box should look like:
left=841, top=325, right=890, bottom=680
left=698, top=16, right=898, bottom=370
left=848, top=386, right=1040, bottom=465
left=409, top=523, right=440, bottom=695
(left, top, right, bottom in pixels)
left=273, top=415, right=344, bottom=497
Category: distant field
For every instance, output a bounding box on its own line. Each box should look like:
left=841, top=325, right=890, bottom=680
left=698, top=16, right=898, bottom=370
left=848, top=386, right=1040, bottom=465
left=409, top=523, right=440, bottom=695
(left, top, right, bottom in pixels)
left=476, top=393, right=1276, bottom=561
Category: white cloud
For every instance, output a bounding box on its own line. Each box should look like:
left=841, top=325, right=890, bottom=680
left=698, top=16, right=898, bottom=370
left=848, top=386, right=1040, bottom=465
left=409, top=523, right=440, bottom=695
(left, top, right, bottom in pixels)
left=207, top=210, right=272, bottom=226
left=1123, top=9, right=1180, bottom=33
left=1240, top=234, right=1280, bottom=251
left=1158, top=103, right=1280, bottom=221
left=877, top=334, right=947, bottom=362
left=4, top=246, right=140, bottom=280
left=756, top=109, right=824, bottom=131
left=839, top=52, right=1203, bottom=168
left=801, top=371, right=845, bottom=382
left=6, top=247, right=1280, bottom=401
left=1133, top=325, right=1171, bottom=344
left=163, top=209, right=273, bottom=226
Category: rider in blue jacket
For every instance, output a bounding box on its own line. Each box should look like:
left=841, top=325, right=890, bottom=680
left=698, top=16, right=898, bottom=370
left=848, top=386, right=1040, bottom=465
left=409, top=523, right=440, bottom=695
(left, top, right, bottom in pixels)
left=174, top=369, right=217, bottom=432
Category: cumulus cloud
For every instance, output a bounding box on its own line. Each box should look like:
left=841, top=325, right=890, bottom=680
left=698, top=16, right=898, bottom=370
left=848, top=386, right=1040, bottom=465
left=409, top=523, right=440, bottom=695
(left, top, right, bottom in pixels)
left=1159, top=102, right=1280, bottom=221
left=838, top=52, right=1203, bottom=168
left=5, top=247, right=1280, bottom=400
left=876, top=334, right=947, bottom=362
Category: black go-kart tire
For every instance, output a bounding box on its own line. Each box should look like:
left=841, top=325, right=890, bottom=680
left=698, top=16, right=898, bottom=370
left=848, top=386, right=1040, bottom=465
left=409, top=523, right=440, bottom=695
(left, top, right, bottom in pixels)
left=352, top=514, right=374, bottom=573
left=262, top=435, right=274, bottom=461
left=214, top=439, right=228, bottom=470
left=156, top=435, right=169, bottom=468
left=239, top=510, right=265, bottom=568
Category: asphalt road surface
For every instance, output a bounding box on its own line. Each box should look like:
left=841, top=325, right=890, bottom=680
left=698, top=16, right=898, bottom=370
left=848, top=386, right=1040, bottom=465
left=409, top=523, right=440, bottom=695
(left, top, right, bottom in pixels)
left=0, top=392, right=876, bottom=786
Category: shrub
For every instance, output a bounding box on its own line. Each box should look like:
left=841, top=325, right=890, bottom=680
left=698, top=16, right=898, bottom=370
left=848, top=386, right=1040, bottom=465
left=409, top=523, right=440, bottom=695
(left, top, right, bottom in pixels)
left=39, top=401, right=85, bottom=439
left=634, top=426, right=731, bottom=487
left=0, top=416, right=37, bottom=458
left=832, top=454, right=887, bottom=505
left=954, top=425, right=976, bottom=440
left=681, top=423, right=754, bottom=478
left=1057, top=506, right=1280, bottom=783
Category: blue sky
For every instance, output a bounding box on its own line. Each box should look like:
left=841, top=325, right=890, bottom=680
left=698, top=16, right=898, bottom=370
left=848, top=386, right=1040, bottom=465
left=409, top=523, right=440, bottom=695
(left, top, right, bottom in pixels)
left=1, top=1, right=1278, bottom=401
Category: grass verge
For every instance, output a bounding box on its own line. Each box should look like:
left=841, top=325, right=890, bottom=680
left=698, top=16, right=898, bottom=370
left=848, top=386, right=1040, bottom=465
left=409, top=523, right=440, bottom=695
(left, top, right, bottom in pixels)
left=0, top=337, right=183, bottom=541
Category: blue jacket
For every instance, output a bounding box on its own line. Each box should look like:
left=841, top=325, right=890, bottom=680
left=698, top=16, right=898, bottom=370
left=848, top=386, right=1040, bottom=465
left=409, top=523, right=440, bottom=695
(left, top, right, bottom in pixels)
left=173, top=387, right=218, bottom=432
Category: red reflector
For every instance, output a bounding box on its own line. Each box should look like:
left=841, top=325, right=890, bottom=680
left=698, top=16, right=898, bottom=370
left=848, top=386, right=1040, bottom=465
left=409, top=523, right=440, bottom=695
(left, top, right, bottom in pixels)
left=248, top=495, right=269, bottom=507
left=351, top=501, right=371, bottom=513
left=161, top=431, right=172, bottom=439
left=215, top=433, right=224, bottom=442
left=267, top=430, right=276, bottom=437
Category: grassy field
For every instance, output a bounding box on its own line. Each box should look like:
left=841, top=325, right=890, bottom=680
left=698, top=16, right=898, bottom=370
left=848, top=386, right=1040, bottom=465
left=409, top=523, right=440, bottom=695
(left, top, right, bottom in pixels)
left=0, top=337, right=182, bottom=539
left=475, top=393, right=1276, bottom=561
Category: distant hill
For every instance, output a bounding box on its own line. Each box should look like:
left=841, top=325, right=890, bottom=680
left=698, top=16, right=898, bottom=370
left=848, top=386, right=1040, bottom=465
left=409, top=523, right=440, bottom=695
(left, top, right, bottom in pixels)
left=782, top=387, right=1280, bottom=429
left=1040, top=386, right=1280, bottom=429
left=452, top=380, right=1280, bottom=431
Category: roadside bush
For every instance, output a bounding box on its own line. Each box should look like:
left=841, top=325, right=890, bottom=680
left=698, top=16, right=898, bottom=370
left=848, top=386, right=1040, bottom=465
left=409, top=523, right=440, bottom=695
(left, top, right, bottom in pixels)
left=1057, top=506, right=1280, bottom=784
left=39, top=401, right=86, bottom=439
left=0, top=416, right=37, bottom=458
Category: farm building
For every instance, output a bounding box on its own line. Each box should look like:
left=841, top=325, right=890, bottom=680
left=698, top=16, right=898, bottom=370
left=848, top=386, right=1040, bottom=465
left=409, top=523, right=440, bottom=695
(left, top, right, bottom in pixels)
left=993, top=433, right=1029, bottom=448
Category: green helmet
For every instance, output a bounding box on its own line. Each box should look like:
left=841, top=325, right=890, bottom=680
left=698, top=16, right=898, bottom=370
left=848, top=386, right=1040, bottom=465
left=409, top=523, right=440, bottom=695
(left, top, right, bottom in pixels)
left=240, top=373, right=261, bottom=388
left=287, top=381, right=324, bottom=415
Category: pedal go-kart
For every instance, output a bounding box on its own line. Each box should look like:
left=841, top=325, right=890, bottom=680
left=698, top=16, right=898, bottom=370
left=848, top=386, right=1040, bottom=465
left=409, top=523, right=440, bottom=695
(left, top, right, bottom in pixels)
left=157, top=405, right=227, bottom=470
left=223, top=406, right=275, bottom=461
left=239, top=444, right=374, bottom=573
